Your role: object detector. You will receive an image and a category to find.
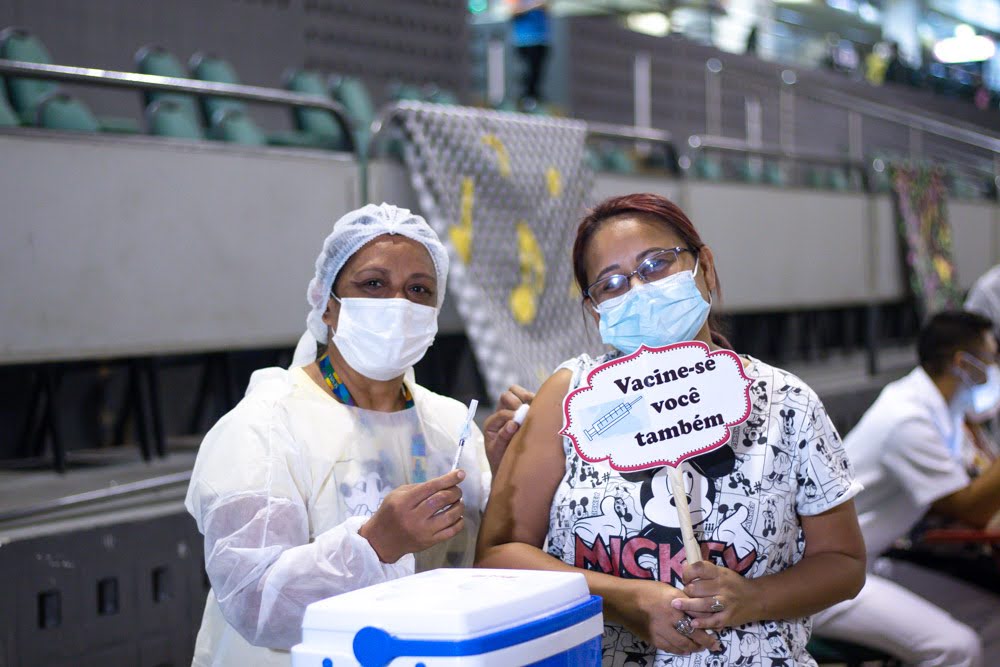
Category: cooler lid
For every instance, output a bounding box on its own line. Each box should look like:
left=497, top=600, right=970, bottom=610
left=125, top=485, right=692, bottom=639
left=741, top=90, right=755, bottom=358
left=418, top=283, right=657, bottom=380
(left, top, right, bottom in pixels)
left=302, top=568, right=591, bottom=638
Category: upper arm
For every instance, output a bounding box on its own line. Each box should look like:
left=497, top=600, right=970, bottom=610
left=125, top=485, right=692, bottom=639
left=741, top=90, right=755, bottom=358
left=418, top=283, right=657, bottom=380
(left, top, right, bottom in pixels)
left=476, top=369, right=571, bottom=558
left=801, top=499, right=865, bottom=563
left=884, top=417, right=968, bottom=507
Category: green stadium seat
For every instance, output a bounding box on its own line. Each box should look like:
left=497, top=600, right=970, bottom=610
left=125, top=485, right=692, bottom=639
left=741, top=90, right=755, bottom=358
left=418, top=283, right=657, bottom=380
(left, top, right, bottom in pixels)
left=0, top=27, right=139, bottom=133
left=763, top=161, right=786, bottom=186
left=0, top=79, right=19, bottom=126
left=189, top=52, right=246, bottom=124
left=388, top=81, right=423, bottom=102
left=208, top=108, right=265, bottom=145
left=602, top=146, right=637, bottom=174
left=828, top=167, right=850, bottom=191
left=135, top=45, right=202, bottom=129
left=806, top=166, right=828, bottom=189
left=583, top=146, right=604, bottom=172
left=693, top=155, right=723, bottom=181
left=330, top=75, right=375, bottom=154
left=737, top=159, right=763, bottom=184
left=282, top=68, right=348, bottom=150
left=35, top=92, right=100, bottom=132
left=146, top=98, right=205, bottom=140
left=0, top=26, right=59, bottom=123
left=423, top=84, right=458, bottom=105
left=493, top=98, right=519, bottom=113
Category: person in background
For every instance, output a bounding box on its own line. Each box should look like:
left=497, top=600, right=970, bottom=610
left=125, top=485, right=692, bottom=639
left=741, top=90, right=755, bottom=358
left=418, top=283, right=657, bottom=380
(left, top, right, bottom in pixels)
left=966, top=264, right=1000, bottom=343
left=884, top=41, right=911, bottom=85
left=865, top=41, right=890, bottom=86
left=508, top=0, right=550, bottom=110
left=477, top=193, right=866, bottom=666
left=185, top=203, right=501, bottom=666
left=813, top=311, right=1000, bottom=667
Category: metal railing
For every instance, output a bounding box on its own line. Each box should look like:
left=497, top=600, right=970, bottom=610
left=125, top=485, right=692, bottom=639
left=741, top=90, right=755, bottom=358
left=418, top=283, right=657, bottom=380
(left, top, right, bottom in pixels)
left=697, top=56, right=1000, bottom=191
left=0, top=470, right=192, bottom=525
left=0, top=59, right=357, bottom=152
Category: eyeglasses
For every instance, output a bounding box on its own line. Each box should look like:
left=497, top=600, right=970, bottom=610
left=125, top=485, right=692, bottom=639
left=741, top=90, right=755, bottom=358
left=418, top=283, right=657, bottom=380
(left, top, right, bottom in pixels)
left=584, top=247, right=696, bottom=307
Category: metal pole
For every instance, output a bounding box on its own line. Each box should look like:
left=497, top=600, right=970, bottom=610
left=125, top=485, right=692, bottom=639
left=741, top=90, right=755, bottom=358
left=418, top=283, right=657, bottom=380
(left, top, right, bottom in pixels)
left=487, top=38, right=506, bottom=107
left=634, top=52, right=652, bottom=157
left=705, top=58, right=723, bottom=136
left=779, top=69, right=796, bottom=184
left=745, top=95, right=762, bottom=178
left=848, top=110, right=863, bottom=188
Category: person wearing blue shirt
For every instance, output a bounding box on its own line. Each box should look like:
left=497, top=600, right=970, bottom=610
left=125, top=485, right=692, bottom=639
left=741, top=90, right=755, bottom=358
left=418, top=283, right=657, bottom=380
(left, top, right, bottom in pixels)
left=508, top=0, right=550, bottom=108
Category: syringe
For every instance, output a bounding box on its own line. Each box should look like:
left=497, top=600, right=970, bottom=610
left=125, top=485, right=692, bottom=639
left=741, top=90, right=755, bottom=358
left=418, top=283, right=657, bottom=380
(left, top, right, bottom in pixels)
left=584, top=395, right=644, bottom=440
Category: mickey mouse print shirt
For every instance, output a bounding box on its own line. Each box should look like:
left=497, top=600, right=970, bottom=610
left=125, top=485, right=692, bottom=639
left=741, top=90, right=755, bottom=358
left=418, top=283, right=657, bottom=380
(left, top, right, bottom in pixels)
left=545, top=353, right=862, bottom=667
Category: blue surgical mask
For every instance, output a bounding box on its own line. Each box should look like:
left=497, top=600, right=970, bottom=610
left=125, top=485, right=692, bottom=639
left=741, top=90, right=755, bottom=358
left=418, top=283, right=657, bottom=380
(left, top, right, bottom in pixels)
left=596, top=262, right=711, bottom=354
left=966, top=364, right=1000, bottom=423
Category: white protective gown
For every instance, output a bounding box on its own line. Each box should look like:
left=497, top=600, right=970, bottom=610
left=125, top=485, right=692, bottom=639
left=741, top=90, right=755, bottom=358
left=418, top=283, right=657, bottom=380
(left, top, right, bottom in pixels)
left=185, top=366, right=490, bottom=667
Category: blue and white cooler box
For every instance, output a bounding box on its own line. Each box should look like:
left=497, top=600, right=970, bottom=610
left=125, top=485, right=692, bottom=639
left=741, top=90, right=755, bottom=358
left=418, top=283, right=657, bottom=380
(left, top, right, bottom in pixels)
left=292, top=568, right=603, bottom=667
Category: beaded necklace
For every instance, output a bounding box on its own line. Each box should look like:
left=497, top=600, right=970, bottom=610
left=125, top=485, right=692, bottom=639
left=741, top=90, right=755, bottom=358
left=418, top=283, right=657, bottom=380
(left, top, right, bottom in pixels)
left=317, top=355, right=426, bottom=481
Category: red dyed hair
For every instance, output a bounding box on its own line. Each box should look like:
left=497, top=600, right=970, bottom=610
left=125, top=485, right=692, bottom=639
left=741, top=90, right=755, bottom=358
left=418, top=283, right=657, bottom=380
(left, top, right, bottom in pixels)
left=572, top=193, right=731, bottom=349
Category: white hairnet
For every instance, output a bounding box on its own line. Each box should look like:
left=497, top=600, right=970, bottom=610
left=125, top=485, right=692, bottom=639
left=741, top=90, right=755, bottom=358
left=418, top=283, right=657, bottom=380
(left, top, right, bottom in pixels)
left=306, top=203, right=449, bottom=343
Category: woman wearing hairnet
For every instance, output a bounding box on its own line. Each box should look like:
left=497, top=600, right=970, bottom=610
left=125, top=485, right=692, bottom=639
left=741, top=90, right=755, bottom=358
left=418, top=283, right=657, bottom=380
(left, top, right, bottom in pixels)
left=185, top=204, right=496, bottom=666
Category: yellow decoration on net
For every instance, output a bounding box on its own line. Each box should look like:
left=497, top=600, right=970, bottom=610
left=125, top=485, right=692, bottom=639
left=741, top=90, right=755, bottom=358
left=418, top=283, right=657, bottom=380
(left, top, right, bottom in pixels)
left=481, top=134, right=512, bottom=178
left=933, top=255, right=953, bottom=283
left=449, top=177, right=475, bottom=265
left=546, top=167, right=562, bottom=198
left=509, top=221, right=546, bottom=325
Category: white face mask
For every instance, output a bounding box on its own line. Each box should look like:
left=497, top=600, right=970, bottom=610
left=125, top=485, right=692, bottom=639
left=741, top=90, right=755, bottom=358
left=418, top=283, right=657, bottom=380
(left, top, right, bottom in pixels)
left=331, top=297, right=438, bottom=381
left=965, top=363, right=1000, bottom=423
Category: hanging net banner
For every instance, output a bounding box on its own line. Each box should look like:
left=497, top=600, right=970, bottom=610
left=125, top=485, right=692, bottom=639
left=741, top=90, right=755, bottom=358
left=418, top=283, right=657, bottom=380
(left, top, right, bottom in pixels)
left=889, top=163, right=959, bottom=319
left=395, top=102, right=599, bottom=398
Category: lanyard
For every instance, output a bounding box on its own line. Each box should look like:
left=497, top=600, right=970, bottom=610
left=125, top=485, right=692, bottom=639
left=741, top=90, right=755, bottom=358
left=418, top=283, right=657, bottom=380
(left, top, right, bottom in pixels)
left=318, top=355, right=415, bottom=409
left=318, top=355, right=426, bottom=481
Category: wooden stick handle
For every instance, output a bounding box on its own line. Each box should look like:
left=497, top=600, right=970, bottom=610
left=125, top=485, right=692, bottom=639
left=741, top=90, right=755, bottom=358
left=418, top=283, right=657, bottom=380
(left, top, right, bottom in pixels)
left=668, top=464, right=702, bottom=564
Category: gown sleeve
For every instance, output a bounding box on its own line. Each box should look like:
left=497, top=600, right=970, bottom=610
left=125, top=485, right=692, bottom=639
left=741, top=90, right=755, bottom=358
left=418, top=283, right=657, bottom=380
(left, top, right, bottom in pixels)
left=185, top=369, right=413, bottom=649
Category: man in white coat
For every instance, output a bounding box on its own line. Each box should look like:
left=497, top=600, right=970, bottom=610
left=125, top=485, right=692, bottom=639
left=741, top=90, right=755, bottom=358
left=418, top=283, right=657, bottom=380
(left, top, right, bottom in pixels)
left=813, top=310, right=1000, bottom=667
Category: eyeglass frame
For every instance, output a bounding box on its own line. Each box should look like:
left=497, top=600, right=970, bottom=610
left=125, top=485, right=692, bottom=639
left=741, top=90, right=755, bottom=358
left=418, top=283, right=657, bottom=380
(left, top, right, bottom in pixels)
left=584, top=246, right=698, bottom=310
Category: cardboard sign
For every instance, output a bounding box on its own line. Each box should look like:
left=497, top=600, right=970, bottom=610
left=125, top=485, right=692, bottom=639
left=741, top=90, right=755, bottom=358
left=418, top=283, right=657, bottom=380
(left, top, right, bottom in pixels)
left=560, top=342, right=753, bottom=471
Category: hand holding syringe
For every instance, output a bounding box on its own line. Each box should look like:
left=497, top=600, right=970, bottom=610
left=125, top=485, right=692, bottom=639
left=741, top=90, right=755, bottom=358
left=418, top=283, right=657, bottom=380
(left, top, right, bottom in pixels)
left=432, top=399, right=478, bottom=518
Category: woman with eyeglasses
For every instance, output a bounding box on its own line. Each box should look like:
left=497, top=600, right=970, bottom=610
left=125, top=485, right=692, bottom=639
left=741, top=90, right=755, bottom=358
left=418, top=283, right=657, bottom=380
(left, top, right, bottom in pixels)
left=476, top=193, right=867, bottom=666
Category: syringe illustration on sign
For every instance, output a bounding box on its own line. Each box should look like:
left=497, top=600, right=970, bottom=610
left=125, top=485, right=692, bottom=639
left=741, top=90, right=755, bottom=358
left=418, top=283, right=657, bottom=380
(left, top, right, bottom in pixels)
left=584, top=395, right=644, bottom=441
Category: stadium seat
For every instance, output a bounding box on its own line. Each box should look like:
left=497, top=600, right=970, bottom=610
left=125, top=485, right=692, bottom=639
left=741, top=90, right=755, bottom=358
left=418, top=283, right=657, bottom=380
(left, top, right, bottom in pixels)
left=135, top=45, right=202, bottom=130
left=601, top=146, right=637, bottom=174
left=422, top=84, right=458, bottom=105
left=282, top=68, right=348, bottom=150
left=388, top=81, right=423, bottom=102
left=146, top=98, right=205, bottom=140
left=0, top=26, right=59, bottom=123
left=763, top=161, right=786, bottom=186
left=737, top=159, right=763, bottom=184
left=330, top=75, right=375, bottom=154
left=828, top=167, right=850, bottom=190
left=191, top=55, right=337, bottom=150
left=188, top=52, right=246, bottom=124
left=35, top=92, right=100, bottom=132
left=0, top=79, right=19, bottom=126
left=693, top=155, right=723, bottom=181
left=208, top=107, right=265, bottom=145
left=0, top=27, right=139, bottom=133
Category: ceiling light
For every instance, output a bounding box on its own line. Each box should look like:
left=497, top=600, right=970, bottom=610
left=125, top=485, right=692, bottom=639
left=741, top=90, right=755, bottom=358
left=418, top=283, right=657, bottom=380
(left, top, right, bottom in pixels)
left=625, top=12, right=671, bottom=37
